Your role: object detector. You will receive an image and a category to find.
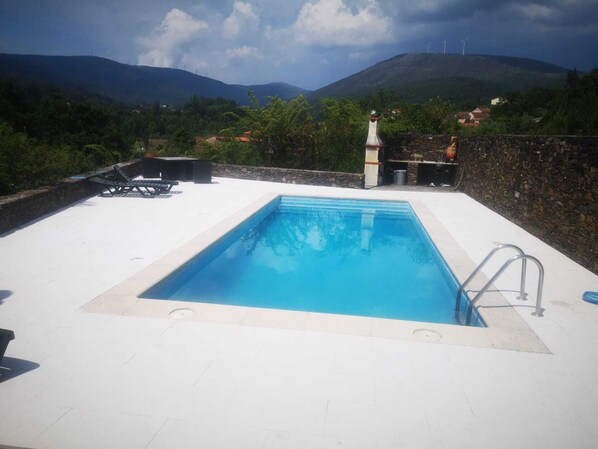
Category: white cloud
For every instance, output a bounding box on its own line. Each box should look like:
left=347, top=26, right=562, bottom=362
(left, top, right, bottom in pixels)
left=293, top=0, right=394, bottom=47
left=181, top=53, right=211, bottom=71
left=132, top=1, right=398, bottom=86
left=138, top=49, right=174, bottom=67
left=138, top=8, right=208, bottom=67
left=516, top=3, right=556, bottom=21
left=225, top=46, right=261, bottom=59
left=349, top=51, right=368, bottom=60
left=222, top=1, right=260, bottom=39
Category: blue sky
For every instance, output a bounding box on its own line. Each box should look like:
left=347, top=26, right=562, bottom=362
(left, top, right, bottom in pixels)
left=1, top=0, right=597, bottom=90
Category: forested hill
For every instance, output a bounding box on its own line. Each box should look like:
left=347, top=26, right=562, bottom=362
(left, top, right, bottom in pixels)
left=309, top=53, right=569, bottom=104
left=0, top=53, right=308, bottom=106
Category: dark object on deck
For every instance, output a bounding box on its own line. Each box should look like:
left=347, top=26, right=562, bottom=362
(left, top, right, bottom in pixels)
left=113, top=165, right=178, bottom=187
left=140, top=157, right=207, bottom=182
left=89, top=175, right=175, bottom=197
left=0, top=328, right=15, bottom=365
left=193, top=160, right=212, bottom=184
left=142, top=157, right=161, bottom=178
left=156, top=157, right=197, bottom=181
left=393, top=170, right=407, bottom=185
left=416, top=162, right=457, bottom=186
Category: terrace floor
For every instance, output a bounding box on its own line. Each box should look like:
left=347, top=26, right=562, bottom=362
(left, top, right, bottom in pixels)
left=1, top=177, right=597, bottom=449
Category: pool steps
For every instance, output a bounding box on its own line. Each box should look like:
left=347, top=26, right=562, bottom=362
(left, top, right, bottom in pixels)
left=455, top=244, right=545, bottom=325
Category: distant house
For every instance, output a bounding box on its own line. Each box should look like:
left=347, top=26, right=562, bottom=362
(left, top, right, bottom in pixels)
left=455, top=111, right=470, bottom=124
left=201, top=131, right=253, bottom=146
left=470, top=107, right=491, bottom=124
left=455, top=106, right=491, bottom=127
left=234, top=131, right=253, bottom=143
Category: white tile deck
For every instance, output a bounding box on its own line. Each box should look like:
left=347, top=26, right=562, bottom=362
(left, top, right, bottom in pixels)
left=1, top=177, right=598, bottom=449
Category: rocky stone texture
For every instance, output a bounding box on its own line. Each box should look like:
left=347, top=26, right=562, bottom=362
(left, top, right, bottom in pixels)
left=0, top=161, right=141, bottom=235
left=213, top=163, right=365, bottom=189
left=385, top=134, right=457, bottom=185
left=457, top=136, right=598, bottom=274
left=387, top=134, right=453, bottom=161
left=406, top=163, right=418, bottom=186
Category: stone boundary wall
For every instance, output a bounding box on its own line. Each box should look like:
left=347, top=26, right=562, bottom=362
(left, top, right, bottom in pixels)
left=455, top=135, right=597, bottom=274
left=385, top=134, right=452, bottom=161
left=0, top=161, right=140, bottom=235
left=212, top=163, right=364, bottom=189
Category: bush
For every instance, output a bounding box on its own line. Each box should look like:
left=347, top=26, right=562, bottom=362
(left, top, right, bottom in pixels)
left=0, top=121, right=39, bottom=194
left=315, top=98, right=367, bottom=172
left=0, top=121, right=123, bottom=195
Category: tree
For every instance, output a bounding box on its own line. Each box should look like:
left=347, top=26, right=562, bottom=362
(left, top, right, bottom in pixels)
left=358, top=89, right=402, bottom=115
left=380, top=98, right=454, bottom=139
left=566, top=68, right=579, bottom=88
left=235, top=93, right=316, bottom=168
left=316, top=98, right=367, bottom=172
left=0, top=121, right=78, bottom=194
left=485, top=70, right=598, bottom=135
left=540, top=69, right=598, bottom=135
left=167, top=127, right=195, bottom=155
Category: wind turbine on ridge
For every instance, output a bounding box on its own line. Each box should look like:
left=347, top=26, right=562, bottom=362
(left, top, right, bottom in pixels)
left=460, top=37, right=469, bottom=56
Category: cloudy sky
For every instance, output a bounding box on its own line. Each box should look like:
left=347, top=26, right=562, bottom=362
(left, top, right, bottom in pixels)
left=1, top=0, right=597, bottom=89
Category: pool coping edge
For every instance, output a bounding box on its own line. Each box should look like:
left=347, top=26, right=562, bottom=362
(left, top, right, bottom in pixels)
left=80, top=192, right=550, bottom=354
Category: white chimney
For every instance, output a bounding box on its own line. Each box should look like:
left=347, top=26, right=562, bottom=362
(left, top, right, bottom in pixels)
left=364, top=114, right=384, bottom=188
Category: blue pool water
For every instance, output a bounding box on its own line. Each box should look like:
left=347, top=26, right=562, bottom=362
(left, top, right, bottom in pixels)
left=141, top=196, right=483, bottom=326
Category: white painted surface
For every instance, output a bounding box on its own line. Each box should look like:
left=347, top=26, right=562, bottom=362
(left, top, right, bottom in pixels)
left=1, top=177, right=598, bottom=449
left=364, top=148, right=381, bottom=188
left=364, top=117, right=383, bottom=187
left=366, top=118, right=382, bottom=147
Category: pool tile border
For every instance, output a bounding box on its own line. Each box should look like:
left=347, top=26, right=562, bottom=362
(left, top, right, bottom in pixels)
left=81, top=192, right=550, bottom=353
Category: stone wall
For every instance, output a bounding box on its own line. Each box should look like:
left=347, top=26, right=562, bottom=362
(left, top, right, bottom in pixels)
left=383, top=134, right=457, bottom=185
left=386, top=134, right=452, bottom=161
left=0, top=161, right=140, bottom=235
left=212, top=163, right=365, bottom=189
left=455, top=136, right=598, bottom=274
left=389, top=133, right=598, bottom=273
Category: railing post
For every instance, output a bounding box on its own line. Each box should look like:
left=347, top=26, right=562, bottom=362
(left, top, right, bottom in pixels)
left=528, top=255, right=545, bottom=317
left=465, top=254, right=545, bottom=325
left=455, top=244, right=526, bottom=324
left=517, top=257, right=528, bottom=300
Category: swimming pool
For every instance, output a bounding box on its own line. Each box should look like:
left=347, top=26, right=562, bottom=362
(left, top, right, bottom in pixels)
left=141, top=196, right=482, bottom=327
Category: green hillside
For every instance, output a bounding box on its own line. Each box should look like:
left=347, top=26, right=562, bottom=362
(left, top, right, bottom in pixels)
left=309, top=53, right=568, bottom=104
left=0, top=54, right=308, bottom=106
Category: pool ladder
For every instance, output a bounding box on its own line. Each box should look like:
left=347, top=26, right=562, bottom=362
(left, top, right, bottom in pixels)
left=455, top=244, right=545, bottom=326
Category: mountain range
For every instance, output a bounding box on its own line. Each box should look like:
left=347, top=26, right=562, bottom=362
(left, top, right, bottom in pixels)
left=309, top=53, right=569, bottom=104
left=0, top=53, right=570, bottom=107
left=0, top=53, right=307, bottom=106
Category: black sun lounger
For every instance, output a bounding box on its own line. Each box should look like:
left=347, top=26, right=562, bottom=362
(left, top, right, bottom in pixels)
left=113, top=165, right=178, bottom=190
left=89, top=175, right=173, bottom=197
left=0, top=328, right=15, bottom=365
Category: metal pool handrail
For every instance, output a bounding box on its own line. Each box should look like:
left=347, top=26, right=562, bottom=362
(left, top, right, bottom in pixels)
left=455, top=244, right=528, bottom=321
left=464, top=254, right=545, bottom=325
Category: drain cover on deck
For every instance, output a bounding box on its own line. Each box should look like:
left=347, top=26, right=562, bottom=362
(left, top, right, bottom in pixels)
left=413, top=328, right=441, bottom=342
left=169, top=308, right=195, bottom=319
